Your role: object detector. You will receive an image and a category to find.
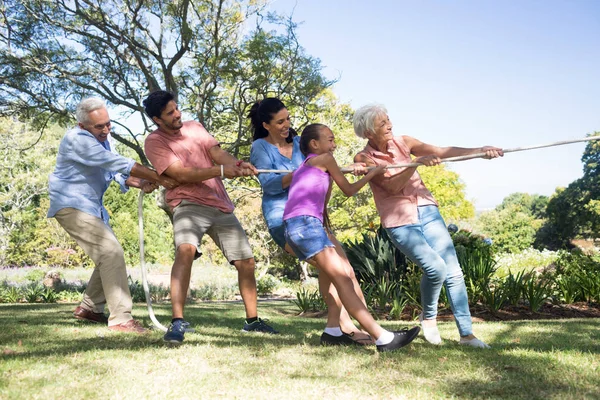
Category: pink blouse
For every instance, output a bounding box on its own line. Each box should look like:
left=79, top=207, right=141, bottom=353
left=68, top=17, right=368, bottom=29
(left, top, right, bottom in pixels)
left=358, top=136, right=437, bottom=228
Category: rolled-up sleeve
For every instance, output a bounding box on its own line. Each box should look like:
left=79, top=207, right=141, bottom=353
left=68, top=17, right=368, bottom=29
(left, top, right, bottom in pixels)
left=250, top=141, right=286, bottom=196
left=70, top=132, right=135, bottom=175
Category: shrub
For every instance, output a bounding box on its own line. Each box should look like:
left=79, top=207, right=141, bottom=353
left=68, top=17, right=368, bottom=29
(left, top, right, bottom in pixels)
left=293, top=287, right=326, bottom=313
left=25, top=269, right=46, bottom=282
left=24, top=283, right=45, bottom=303
left=522, top=273, right=552, bottom=312
left=256, top=274, right=280, bottom=296
left=456, top=246, right=497, bottom=305
left=501, top=269, right=527, bottom=307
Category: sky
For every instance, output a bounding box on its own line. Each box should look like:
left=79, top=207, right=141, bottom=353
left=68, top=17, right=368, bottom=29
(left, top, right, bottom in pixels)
left=264, top=0, right=600, bottom=210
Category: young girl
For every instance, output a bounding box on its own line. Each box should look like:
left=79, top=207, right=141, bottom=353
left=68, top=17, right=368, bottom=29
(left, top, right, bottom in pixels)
left=283, top=123, right=421, bottom=352
left=249, top=98, right=370, bottom=345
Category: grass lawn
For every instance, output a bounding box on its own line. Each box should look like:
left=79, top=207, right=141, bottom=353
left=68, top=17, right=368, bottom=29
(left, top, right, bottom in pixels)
left=1, top=302, right=598, bottom=400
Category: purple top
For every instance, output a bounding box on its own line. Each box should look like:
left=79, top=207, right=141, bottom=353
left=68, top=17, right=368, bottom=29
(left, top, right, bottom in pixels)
left=283, top=154, right=331, bottom=223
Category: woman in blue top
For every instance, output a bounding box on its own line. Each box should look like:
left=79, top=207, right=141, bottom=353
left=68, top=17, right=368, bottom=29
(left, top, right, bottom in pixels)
left=249, top=98, right=371, bottom=345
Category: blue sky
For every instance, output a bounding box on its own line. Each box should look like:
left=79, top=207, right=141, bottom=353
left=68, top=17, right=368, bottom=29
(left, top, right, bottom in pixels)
left=266, top=0, right=600, bottom=209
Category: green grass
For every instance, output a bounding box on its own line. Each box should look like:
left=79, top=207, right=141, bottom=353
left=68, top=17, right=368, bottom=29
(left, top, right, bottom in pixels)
left=1, top=302, right=599, bottom=400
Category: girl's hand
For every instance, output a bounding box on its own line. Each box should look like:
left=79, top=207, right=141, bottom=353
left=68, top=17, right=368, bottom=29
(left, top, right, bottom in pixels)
left=414, top=155, right=441, bottom=166
left=349, top=162, right=368, bottom=176
left=481, top=146, right=504, bottom=159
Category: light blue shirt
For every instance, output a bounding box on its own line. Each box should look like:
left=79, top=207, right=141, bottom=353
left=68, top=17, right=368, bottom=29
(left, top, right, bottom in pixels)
left=47, top=127, right=136, bottom=225
left=250, top=136, right=305, bottom=229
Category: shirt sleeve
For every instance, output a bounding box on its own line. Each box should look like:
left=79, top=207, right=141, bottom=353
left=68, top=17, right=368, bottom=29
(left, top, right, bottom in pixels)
left=69, top=131, right=135, bottom=175
left=250, top=140, right=287, bottom=196
left=113, top=173, right=130, bottom=193
left=144, top=135, right=180, bottom=175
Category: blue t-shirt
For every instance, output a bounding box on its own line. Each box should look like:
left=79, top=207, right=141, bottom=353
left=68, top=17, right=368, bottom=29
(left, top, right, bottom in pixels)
left=47, top=127, right=135, bottom=225
left=250, top=136, right=304, bottom=229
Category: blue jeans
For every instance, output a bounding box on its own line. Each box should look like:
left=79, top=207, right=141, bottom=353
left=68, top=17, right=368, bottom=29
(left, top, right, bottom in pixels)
left=385, top=205, right=473, bottom=336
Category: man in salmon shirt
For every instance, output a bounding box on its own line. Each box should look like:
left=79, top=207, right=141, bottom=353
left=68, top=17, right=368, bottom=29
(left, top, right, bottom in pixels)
left=143, top=90, right=279, bottom=344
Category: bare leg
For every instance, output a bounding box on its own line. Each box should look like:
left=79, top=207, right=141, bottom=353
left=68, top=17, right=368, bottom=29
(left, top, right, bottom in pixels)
left=312, top=248, right=385, bottom=340
left=233, top=258, right=258, bottom=319
left=286, top=242, right=369, bottom=341
left=171, top=244, right=196, bottom=319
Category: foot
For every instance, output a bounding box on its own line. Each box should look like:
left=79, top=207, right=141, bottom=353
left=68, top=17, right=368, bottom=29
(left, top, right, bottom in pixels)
left=419, top=313, right=442, bottom=345
left=320, top=331, right=369, bottom=346
left=73, top=306, right=108, bottom=324
left=108, top=319, right=148, bottom=334
left=459, top=337, right=491, bottom=349
left=242, top=318, right=279, bottom=334
left=163, top=320, right=186, bottom=344
left=376, top=326, right=421, bottom=353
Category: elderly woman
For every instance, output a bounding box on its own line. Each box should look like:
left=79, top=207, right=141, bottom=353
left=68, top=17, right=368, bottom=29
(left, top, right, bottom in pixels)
left=249, top=97, right=372, bottom=346
left=353, top=104, right=502, bottom=348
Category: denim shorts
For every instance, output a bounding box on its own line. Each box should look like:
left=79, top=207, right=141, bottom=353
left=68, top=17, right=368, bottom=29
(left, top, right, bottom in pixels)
left=268, top=224, right=287, bottom=249
left=284, top=215, right=334, bottom=261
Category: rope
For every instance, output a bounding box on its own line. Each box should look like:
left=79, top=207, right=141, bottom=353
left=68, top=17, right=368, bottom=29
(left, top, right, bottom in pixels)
left=138, top=191, right=168, bottom=332
left=256, top=135, right=600, bottom=174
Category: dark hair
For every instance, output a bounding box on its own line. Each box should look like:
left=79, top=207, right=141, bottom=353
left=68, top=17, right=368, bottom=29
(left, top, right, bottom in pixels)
left=299, top=123, right=328, bottom=156
left=248, top=97, right=296, bottom=143
left=143, top=90, right=176, bottom=121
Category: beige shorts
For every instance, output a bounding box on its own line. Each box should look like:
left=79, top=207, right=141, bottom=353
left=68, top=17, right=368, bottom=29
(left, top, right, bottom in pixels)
left=173, top=200, right=253, bottom=263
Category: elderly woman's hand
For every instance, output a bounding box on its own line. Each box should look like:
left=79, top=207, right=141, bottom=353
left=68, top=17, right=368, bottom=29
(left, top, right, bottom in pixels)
left=481, top=146, right=504, bottom=159
left=414, top=155, right=441, bottom=166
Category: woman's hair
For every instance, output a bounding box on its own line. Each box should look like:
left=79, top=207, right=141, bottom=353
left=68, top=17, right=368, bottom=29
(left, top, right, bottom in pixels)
left=248, top=97, right=296, bottom=143
left=76, top=97, right=106, bottom=124
left=353, top=103, right=388, bottom=139
left=143, top=90, right=176, bottom=121
left=299, top=123, right=328, bottom=156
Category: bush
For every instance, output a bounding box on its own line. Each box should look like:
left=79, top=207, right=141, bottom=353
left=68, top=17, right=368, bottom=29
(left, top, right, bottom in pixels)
left=293, top=287, right=326, bottom=313
left=256, top=274, right=280, bottom=296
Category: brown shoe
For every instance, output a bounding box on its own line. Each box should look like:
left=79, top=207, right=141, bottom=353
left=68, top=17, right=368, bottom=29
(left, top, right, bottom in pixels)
left=108, top=319, right=148, bottom=334
left=73, top=306, right=108, bottom=324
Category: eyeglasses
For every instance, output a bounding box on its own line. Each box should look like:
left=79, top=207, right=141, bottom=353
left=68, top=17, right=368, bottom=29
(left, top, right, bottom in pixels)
left=90, top=121, right=112, bottom=131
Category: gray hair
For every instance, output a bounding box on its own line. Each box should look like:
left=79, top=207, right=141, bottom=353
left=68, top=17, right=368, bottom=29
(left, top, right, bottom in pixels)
left=353, top=103, right=388, bottom=139
left=76, top=97, right=107, bottom=124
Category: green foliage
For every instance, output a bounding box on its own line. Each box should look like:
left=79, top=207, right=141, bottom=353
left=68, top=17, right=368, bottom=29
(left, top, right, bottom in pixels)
left=23, top=283, right=44, bottom=303
left=494, top=248, right=557, bottom=278
left=25, top=269, right=45, bottom=282
left=455, top=246, right=497, bottom=305
left=293, top=288, right=326, bottom=313
left=481, top=284, right=507, bottom=314
left=501, top=270, right=527, bottom=307
left=419, top=165, right=475, bottom=221
left=1, top=285, right=22, bottom=303
left=191, top=283, right=238, bottom=301
left=343, top=226, right=409, bottom=289
left=554, top=250, right=600, bottom=303
left=537, top=133, right=600, bottom=249
left=521, top=273, right=551, bottom=312
left=256, top=274, right=280, bottom=296
left=476, top=204, right=538, bottom=253
left=41, top=287, right=59, bottom=303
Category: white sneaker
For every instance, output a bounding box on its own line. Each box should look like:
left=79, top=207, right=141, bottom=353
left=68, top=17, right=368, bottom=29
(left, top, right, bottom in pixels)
left=459, top=337, right=491, bottom=349
left=419, top=313, right=442, bottom=345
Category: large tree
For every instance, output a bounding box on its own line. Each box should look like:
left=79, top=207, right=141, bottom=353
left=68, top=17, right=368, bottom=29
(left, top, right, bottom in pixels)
left=536, top=133, right=600, bottom=249
left=0, top=0, right=333, bottom=161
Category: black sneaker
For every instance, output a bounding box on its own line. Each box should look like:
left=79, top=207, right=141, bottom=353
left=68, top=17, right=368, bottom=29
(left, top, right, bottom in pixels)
left=163, top=320, right=186, bottom=344
left=320, top=332, right=361, bottom=346
left=242, top=318, right=279, bottom=334
left=376, top=326, right=421, bottom=352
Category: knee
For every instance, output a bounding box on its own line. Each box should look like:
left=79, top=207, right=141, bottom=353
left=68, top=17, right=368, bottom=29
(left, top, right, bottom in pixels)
left=234, top=258, right=256, bottom=274
left=423, top=263, right=447, bottom=284
left=175, top=244, right=196, bottom=266
left=104, top=242, right=125, bottom=264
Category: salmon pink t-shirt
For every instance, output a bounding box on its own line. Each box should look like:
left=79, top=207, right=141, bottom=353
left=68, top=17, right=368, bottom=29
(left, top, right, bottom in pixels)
left=144, top=121, right=234, bottom=213
left=358, top=136, right=437, bottom=228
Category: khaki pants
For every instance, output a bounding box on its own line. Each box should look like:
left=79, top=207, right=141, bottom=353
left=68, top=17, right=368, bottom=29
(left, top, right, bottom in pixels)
left=55, top=208, right=133, bottom=326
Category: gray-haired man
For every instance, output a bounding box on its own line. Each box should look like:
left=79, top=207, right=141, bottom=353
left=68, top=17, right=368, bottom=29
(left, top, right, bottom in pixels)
left=48, top=97, right=178, bottom=333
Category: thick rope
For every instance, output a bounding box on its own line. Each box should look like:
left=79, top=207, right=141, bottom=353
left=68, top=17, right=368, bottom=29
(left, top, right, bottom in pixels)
left=256, top=135, right=600, bottom=174
left=138, top=191, right=169, bottom=332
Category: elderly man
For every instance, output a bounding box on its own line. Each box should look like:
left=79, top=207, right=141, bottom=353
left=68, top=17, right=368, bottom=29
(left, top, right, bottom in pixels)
left=143, top=90, right=278, bottom=344
left=48, top=97, right=178, bottom=333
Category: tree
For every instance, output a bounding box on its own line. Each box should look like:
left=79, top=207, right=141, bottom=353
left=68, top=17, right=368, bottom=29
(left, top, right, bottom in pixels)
left=536, top=133, right=600, bottom=249
left=0, top=0, right=334, bottom=162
